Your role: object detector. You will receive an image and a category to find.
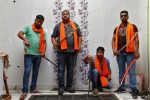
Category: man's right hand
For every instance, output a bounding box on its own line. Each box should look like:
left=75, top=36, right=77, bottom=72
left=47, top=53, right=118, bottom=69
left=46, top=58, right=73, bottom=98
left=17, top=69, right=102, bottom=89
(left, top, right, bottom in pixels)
left=113, top=49, right=118, bottom=56
left=24, top=39, right=30, bottom=47
left=53, top=41, right=58, bottom=49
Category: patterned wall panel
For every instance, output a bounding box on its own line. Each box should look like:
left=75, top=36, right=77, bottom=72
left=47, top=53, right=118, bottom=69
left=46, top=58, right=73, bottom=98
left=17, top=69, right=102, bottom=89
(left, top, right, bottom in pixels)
left=52, top=0, right=89, bottom=89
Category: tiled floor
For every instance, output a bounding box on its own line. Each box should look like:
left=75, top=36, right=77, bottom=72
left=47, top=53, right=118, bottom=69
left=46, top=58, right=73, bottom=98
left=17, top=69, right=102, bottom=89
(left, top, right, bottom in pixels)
left=7, top=90, right=146, bottom=100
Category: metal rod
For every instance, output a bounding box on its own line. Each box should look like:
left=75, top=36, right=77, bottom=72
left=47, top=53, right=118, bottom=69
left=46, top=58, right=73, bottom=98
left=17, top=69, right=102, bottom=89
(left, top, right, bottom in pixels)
left=44, top=56, right=58, bottom=67
left=117, top=59, right=136, bottom=89
left=117, top=27, right=141, bottom=53
left=60, top=21, right=88, bottom=43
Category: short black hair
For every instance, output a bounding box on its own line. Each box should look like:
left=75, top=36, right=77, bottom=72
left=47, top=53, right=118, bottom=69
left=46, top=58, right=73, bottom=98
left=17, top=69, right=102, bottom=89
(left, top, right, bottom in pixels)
left=62, top=10, right=70, bottom=15
left=96, top=46, right=105, bottom=52
left=120, top=10, right=128, bottom=16
left=36, top=15, right=44, bottom=21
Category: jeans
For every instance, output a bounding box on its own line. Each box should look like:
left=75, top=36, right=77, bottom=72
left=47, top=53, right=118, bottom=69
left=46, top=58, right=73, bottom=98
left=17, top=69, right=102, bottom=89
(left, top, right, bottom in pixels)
left=57, top=52, right=76, bottom=89
left=22, top=54, right=41, bottom=92
left=116, top=52, right=136, bottom=90
left=90, top=69, right=112, bottom=89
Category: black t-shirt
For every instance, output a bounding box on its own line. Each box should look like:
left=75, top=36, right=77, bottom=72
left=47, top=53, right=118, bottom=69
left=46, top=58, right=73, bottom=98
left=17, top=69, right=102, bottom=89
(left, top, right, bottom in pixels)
left=113, top=23, right=138, bottom=52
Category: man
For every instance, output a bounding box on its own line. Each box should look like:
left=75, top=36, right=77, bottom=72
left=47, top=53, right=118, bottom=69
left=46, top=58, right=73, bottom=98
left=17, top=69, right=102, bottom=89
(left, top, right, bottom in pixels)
left=112, top=10, right=140, bottom=99
left=18, top=15, right=46, bottom=100
left=51, top=10, right=82, bottom=95
left=84, top=47, right=112, bottom=96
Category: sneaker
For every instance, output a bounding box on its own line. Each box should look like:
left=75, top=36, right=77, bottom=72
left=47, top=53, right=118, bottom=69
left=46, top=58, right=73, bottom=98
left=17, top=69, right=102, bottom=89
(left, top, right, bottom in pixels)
left=114, top=87, right=126, bottom=93
left=131, top=89, right=139, bottom=99
left=66, top=87, right=75, bottom=93
left=19, top=93, right=27, bottom=100
left=58, top=88, right=64, bottom=96
left=92, top=88, right=99, bottom=96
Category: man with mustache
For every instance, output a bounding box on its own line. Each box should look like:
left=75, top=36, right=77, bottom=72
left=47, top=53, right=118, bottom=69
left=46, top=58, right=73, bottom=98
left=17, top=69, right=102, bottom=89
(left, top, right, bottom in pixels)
left=84, top=46, right=112, bottom=96
left=51, top=10, right=82, bottom=95
left=112, top=10, right=140, bottom=99
left=18, top=15, right=47, bottom=100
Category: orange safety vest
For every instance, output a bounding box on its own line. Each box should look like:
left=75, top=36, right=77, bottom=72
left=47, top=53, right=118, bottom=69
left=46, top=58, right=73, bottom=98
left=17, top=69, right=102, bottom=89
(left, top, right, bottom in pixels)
left=60, top=20, right=79, bottom=50
left=115, top=22, right=135, bottom=52
left=32, top=24, right=45, bottom=54
left=94, top=55, right=110, bottom=87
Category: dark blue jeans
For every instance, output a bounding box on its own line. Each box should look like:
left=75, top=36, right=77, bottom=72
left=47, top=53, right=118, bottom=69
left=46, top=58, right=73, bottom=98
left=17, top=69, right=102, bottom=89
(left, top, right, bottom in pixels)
left=57, top=52, right=76, bottom=89
left=116, top=52, right=136, bottom=90
left=90, top=69, right=112, bottom=89
left=22, top=54, right=41, bottom=93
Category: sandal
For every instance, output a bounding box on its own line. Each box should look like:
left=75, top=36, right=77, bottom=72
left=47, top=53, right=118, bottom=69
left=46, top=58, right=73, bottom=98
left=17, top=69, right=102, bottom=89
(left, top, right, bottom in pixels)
left=19, top=93, right=27, bottom=100
left=92, top=88, right=99, bottom=96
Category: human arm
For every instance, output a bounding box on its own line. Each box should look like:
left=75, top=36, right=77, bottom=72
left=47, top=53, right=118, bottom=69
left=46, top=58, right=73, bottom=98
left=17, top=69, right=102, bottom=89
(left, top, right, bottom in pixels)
left=111, top=28, right=118, bottom=56
left=133, top=25, right=140, bottom=59
left=106, top=58, right=112, bottom=80
left=51, top=25, right=59, bottom=49
left=84, top=54, right=93, bottom=64
left=17, top=31, right=30, bottom=47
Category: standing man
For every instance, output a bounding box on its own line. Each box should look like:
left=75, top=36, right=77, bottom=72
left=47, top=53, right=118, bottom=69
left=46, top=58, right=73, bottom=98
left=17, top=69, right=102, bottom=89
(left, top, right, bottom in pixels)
left=112, top=10, right=140, bottom=99
left=18, top=15, right=46, bottom=100
left=84, top=47, right=112, bottom=96
left=51, top=10, right=82, bottom=95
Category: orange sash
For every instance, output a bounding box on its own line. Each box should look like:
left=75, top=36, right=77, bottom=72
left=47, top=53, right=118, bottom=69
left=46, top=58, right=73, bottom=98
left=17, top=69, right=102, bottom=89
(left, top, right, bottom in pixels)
left=95, top=56, right=110, bottom=87
left=32, top=24, right=45, bottom=54
left=60, top=20, right=79, bottom=50
left=115, top=22, right=135, bottom=52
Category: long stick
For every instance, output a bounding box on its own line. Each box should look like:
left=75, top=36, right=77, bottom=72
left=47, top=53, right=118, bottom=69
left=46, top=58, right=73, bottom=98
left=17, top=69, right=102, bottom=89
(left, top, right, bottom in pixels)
left=88, top=65, right=91, bottom=96
left=117, top=27, right=141, bottom=53
left=60, top=21, right=88, bottom=43
left=44, top=56, right=58, bottom=67
left=118, top=59, right=136, bottom=89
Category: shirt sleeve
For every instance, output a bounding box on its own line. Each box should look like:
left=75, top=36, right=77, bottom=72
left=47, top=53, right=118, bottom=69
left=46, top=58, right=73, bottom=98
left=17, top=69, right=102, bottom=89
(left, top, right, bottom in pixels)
left=113, top=27, right=117, bottom=35
left=22, top=26, right=30, bottom=35
left=51, top=24, right=59, bottom=37
left=74, top=22, right=82, bottom=37
left=132, top=24, right=138, bottom=32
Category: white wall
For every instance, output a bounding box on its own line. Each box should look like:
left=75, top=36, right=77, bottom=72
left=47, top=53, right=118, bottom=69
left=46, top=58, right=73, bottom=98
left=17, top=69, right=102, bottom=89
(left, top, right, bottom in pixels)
left=147, top=0, right=150, bottom=90
left=0, top=0, right=148, bottom=90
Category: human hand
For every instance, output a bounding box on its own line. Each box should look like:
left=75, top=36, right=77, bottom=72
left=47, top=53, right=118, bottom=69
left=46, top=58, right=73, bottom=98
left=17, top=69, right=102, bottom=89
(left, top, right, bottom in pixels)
left=108, top=75, right=112, bottom=81
left=40, top=53, right=45, bottom=58
left=53, top=40, right=58, bottom=49
left=134, top=51, right=140, bottom=59
left=24, top=39, right=30, bottom=47
left=113, top=49, right=118, bottom=56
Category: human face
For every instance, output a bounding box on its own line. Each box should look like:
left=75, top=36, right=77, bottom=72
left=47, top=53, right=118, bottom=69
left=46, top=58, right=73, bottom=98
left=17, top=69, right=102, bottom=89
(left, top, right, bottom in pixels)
left=120, top=13, right=128, bottom=23
left=62, top=10, right=70, bottom=21
left=34, top=19, right=44, bottom=29
left=96, top=50, right=104, bottom=59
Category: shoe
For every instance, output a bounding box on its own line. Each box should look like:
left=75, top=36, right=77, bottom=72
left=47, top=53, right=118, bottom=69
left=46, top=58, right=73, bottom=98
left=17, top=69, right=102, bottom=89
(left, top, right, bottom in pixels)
left=66, top=87, right=75, bottom=93
left=30, top=90, right=40, bottom=93
left=114, top=87, right=126, bottom=93
left=139, top=91, right=150, bottom=99
left=19, top=93, right=27, bottom=100
left=58, top=88, right=64, bottom=96
left=98, top=87, right=103, bottom=92
left=92, top=88, right=99, bottom=96
left=131, top=88, right=139, bottom=99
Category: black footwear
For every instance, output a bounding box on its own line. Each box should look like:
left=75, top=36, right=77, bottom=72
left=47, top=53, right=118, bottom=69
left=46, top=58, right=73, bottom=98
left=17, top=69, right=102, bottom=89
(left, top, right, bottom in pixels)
left=58, top=88, right=64, bottom=96
left=139, top=91, right=150, bottom=99
left=114, top=87, right=126, bottom=93
left=92, top=88, right=99, bottom=96
left=131, top=89, right=139, bottom=99
left=98, top=88, right=103, bottom=92
left=66, top=87, right=75, bottom=93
